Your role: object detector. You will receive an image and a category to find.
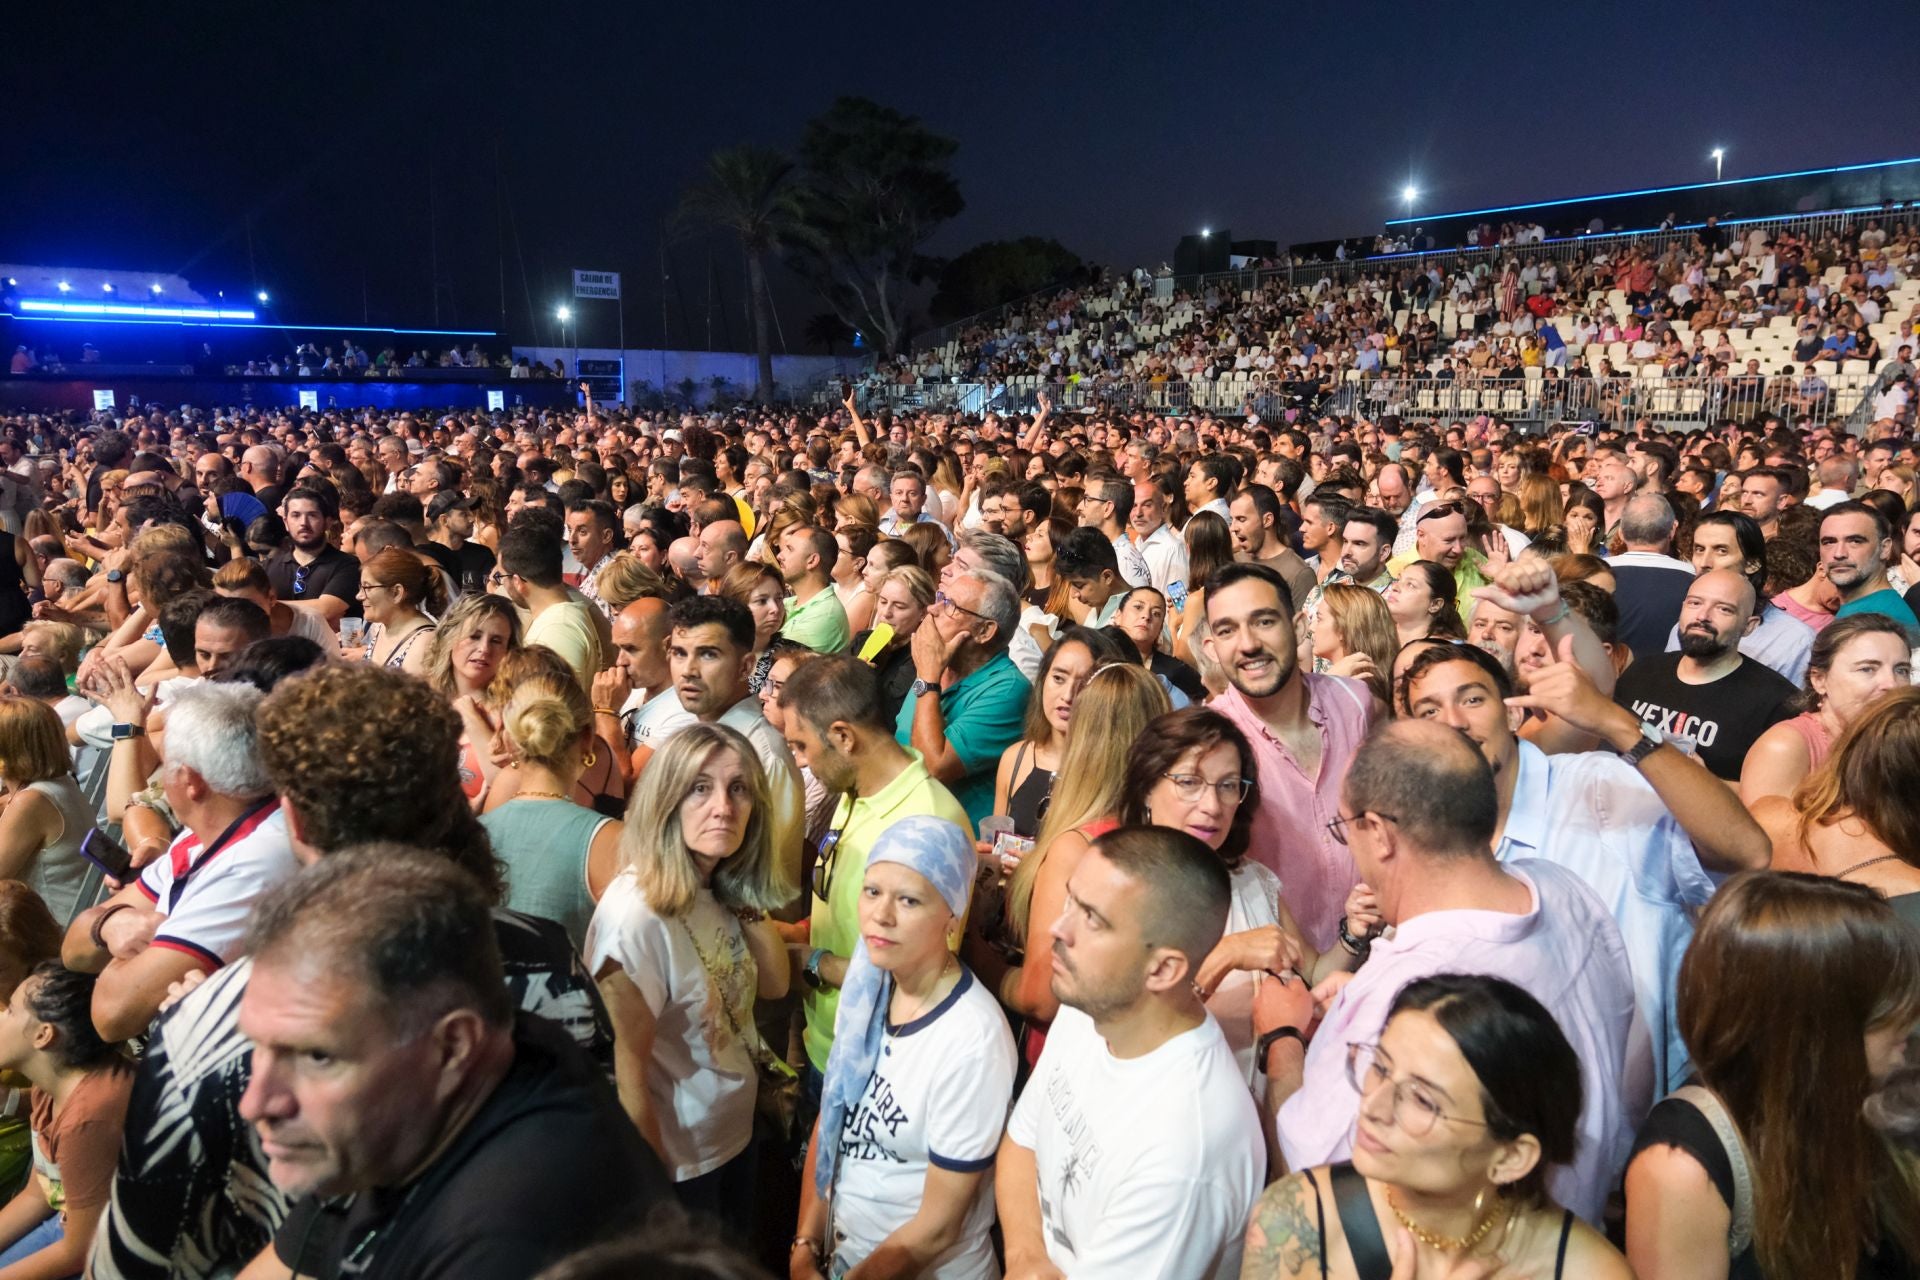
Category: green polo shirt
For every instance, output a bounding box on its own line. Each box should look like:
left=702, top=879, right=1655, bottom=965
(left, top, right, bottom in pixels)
left=783, top=587, right=851, bottom=654
left=802, top=750, right=970, bottom=1071
left=893, top=650, right=1030, bottom=832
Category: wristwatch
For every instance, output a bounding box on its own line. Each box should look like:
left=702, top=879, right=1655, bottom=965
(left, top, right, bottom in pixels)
left=1620, top=720, right=1665, bottom=768
left=109, top=722, right=146, bottom=741
left=104, top=569, right=125, bottom=584
left=909, top=677, right=939, bottom=700
left=1256, top=1025, right=1305, bottom=1073
left=802, top=947, right=827, bottom=989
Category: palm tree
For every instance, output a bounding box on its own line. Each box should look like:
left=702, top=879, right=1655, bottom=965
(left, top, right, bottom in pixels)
left=674, top=145, right=805, bottom=404
left=805, top=312, right=847, bottom=355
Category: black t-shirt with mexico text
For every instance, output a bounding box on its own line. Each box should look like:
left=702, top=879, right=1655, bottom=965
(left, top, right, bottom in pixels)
left=1613, top=653, right=1795, bottom=781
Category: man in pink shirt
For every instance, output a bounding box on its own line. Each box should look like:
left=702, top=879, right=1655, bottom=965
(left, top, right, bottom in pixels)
left=1264, top=720, right=1648, bottom=1223
left=1202, top=562, right=1373, bottom=951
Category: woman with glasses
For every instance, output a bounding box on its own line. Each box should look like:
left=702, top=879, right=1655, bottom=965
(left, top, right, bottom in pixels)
left=585, top=724, right=792, bottom=1230
left=349, top=547, right=445, bottom=676
left=1119, top=707, right=1369, bottom=1089
left=967, top=663, right=1166, bottom=1066
left=1243, top=973, right=1630, bottom=1280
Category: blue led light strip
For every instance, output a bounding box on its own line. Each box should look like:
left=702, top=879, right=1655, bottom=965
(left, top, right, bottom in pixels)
left=20, top=299, right=258, bottom=321
left=4, top=311, right=496, bottom=337
left=1385, top=156, right=1920, bottom=226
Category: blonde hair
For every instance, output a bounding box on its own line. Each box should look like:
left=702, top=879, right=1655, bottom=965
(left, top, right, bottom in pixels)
left=18, top=621, right=83, bottom=673
left=500, top=662, right=592, bottom=770
left=837, top=494, right=880, bottom=528
left=0, top=696, right=74, bottom=786
left=129, top=524, right=196, bottom=559
left=1318, top=583, right=1398, bottom=703
left=881, top=564, right=935, bottom=608
left=621, top=723, right=793, bottom=915
left=593, top=552, right=670, bottom=611
left=212, top=557, right=272, bottom=597
left=426, top=592, right=522, bottom=700
left=1010, top=663, right=1170, bottom=937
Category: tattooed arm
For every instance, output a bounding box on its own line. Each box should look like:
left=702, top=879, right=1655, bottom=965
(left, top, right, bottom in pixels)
left=1241, top=1169, right=1325, bottom=1279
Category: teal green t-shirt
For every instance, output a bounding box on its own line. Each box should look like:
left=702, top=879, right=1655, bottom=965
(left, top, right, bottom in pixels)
left=893, top=651, right=1031, bottom=830
left=1835, top=588, right=1920, bottom=643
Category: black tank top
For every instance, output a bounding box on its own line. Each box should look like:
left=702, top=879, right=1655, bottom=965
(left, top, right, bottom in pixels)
left=1005, top=740, right=1054, bottom=837
left=1301, top=1163, right=1574, bottom=1280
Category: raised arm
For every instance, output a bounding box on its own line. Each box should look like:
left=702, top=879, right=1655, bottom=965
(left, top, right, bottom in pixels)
left=843, top=390, right=872, bottom=449
left=1508, top=634, right=1770, bottom=873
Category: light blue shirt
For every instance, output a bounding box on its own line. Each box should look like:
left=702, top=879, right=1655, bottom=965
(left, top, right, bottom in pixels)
left=1496, top=741, right=1710, bottom=1094
left=1664, top=601, right=1814, bottom=685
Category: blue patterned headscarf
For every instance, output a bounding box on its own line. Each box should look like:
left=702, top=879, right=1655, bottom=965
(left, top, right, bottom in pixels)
left=813, top=814, right=976, bottom=1197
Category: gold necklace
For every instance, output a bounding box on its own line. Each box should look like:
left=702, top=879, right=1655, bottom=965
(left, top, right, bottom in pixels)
left=515, top=788, right=571, bottom=801
left=1386, top=1187, right=1504, bottom=1254
left=889, top=955, right=957, bottom=1028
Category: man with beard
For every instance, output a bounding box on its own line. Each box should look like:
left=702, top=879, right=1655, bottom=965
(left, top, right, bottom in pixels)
left=1226, top=483, right=1314, bottom=612
left=1612, top=568, right=1796, bottom=780
left=497, top=517, right=603, bottom=690
left=1076, top=474, right=1151, bottom=588
left=996, top=826, right=1263, bottom=1280
left=1822, top=502, right=1920, bottom=642
left=1203, top=563, right=1373, bottom=952
left=426, top=490, right=496, bottom=594
left=263, top=487, right=359, bottom=626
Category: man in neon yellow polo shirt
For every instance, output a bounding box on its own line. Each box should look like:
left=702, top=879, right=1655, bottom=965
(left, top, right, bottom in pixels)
left=775, top=655, right=969, bottom=1092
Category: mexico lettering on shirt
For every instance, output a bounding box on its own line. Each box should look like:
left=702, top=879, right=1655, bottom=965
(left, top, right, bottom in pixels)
left=1627, top=700, right=1720, bottom=748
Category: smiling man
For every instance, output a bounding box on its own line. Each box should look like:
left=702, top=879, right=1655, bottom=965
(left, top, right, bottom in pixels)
left=238, top=851, right=668, bottom=1279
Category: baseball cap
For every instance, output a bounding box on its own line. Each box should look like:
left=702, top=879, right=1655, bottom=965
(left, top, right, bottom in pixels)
left=426, top=490, right=480, bottom=521
left=662, top=429, right=684, bottom=442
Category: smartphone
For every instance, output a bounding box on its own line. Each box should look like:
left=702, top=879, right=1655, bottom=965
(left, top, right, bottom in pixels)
left=80, top=829, right=134, bottom=882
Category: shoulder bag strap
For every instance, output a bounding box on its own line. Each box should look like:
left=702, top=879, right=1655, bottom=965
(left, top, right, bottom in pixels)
left=1329, top=1162, right=1393, bottom=1280
left=1670, top=1085, right=1754, bottom=1257
left=1298, top=1167, right=1331, bottom=1280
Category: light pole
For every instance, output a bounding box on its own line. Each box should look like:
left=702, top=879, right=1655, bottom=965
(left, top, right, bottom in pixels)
left=1711, top=148, right=1724, bottom=182
left=556, top=305, right=574, bottom=382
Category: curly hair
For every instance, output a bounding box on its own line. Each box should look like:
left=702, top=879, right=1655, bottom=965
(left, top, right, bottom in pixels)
left=256, top=664, right=504, bottom=901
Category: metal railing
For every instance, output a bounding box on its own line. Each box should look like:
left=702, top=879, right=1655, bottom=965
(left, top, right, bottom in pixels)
left=835, top=371, right=1888, bottom=430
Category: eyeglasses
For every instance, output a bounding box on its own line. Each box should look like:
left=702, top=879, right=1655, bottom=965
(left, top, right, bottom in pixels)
left=487, top=570, right=508, bottom=587
left=1325, top=810, right=1398, bottom=845
left=1160, top=772, right=1253, bottom=805
left=1347, top=1042, right=1490, bottom=1138
left=934, top=590, right=992, bottom=624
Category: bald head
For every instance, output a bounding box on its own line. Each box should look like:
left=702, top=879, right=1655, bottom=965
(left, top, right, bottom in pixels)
left=697, top=520, right=747, bottom=580
left=611, top=597, right=673, bottom=690
left=1343, top=720, right=1497, bottom=858
left=667, top=536, right=706, bottom=587
left=1677, top=567, right=1758, bottom=661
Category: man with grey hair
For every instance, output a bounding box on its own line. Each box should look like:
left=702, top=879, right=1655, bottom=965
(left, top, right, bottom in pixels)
left=1609, top=492, right=1696, bottom=659
left=1805, top=453, right=1861, bottom=509
left=237, top=850, right=668, bottom=1278
left=894, top=563, right=1029, bottom=828
left=63, top=682, right=297, bottom=1041
left=941, top=529, right=1044, bottom=679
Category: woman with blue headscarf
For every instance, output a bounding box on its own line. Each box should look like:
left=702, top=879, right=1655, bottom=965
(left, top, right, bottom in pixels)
left=790, top=815, right=1016, bottom=1280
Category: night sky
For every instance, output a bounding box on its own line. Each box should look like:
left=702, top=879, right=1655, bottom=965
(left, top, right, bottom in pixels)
left=6, top=0, right=1909, bottom=352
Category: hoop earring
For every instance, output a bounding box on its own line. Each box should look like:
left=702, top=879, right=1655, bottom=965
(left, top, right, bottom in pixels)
left=583, top=748, right=597, bottom=769
left=1472, top=1186, right=1488, bottom=1218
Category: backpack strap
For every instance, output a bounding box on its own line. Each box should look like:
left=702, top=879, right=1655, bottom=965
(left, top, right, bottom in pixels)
left=1670, top=1085, right=1754, bottom=1257
left=1329, top=1162, right=1393, bottom=1280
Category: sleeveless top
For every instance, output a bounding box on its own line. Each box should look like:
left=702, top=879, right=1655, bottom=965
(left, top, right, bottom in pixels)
left=1301, top=1162, right=1574, bottom=1280
left=1778, top=712, right=1833, bottom=776
left=21, top=778, right=97, bottom=926
left=1018, top=816, right=1119, bottom=1070
left=367, top=620, right=436, bottom=671
left=1005, top=741, right=1055, bottom=837
left=478, top=797, right=611, bottom=952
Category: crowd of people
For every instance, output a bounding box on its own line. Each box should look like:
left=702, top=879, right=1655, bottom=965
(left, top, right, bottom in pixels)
left=880, top=215, right=1920, bottom=430
left=0, top=382, right=1909, bottom=1278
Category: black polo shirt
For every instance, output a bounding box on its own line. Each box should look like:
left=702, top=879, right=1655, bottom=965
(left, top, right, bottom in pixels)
left=265, top=545, right=361, bottom=617
left=273, top=1016, right=668, bottom=1279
